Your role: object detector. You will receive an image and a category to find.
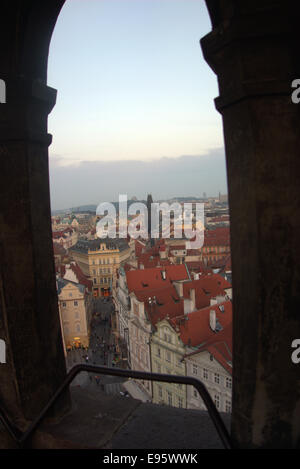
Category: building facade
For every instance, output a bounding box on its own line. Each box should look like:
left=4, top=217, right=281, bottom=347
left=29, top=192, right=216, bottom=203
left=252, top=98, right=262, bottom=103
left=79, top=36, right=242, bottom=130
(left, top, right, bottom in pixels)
left=151, top=319, right=186, bottom=408
left=57, top=279, right=92, bottom=349
left=185, top=348, right=232, bottom=413
left=70, top=238, right=131, bottom=297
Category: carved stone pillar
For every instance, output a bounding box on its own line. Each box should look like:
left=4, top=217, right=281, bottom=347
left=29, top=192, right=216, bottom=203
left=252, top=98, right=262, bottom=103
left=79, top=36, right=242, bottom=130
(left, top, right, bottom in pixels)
left=0, top=77, right=69, bottom=430
left=0, top=2, right=69, bottom=438
left=202, top=1, right=300, bottom=448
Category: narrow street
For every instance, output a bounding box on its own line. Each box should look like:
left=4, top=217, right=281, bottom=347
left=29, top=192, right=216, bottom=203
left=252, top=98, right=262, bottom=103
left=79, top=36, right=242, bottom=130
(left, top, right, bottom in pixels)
left=66, top=297, right=127, bottom=395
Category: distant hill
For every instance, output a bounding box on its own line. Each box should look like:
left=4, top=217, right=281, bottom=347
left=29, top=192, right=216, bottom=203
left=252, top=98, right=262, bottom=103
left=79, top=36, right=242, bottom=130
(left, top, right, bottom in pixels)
left=51, top=200, right=147, bottom=216
left=51, top=197, right=212, bottom=215
left=51, top=204, right=98, bottom=215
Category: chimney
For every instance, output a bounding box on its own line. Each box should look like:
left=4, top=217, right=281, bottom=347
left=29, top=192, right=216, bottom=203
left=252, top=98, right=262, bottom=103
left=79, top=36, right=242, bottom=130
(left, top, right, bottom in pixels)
left=173, top=281, right=183, bottom=297
left=190, top=288, right=196, bottom=312
left=210, top=309, right=216, bottom=332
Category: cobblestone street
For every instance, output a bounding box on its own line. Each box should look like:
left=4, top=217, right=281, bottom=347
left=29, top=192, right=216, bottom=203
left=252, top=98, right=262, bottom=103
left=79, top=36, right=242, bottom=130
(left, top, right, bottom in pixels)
left=66, top=297, right=126, bottom=395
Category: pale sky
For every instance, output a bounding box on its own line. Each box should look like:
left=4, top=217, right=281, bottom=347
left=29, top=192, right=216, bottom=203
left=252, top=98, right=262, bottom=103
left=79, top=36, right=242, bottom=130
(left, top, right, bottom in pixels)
left=48, top=0, right=227, bottom=210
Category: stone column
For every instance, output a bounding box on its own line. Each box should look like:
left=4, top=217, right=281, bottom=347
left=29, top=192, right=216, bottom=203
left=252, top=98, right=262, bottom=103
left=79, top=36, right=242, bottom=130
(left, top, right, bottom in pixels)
left=202, top=1, right=300, bottom=448
left=0, top=77, right=69, bottom=429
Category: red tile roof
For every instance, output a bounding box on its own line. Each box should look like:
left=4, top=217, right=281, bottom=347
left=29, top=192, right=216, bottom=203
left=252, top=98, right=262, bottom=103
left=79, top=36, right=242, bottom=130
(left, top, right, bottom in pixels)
left=138, top=252, right=172, bottom=269
left=185, top=323, right=232, bottom=374
left=53, top=242, right=67, bottom=256
left=185, top=261, right=212, bottom=275
left=52, top=227, right=74, bottom=239
left=126, top=264, right=189, bottom=292
left=66, top=262, right=93, bottom=291
left=170, top=300, right=232, bottom=349
left=186, top=249, right=201, bottom=256
left=203, top=227, right=230, bottom=247
left=182, top=274, right=231, bottom=309
left=124, top=262, right=137, bottom=272
left=170, top=245, right=187, bottom=252
left=133, top=285, right=184, bottom=326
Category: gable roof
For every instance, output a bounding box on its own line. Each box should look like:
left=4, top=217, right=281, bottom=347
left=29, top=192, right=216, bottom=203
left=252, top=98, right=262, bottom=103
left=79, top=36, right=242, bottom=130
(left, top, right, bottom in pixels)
left=66, top=262, right=93, bottom=291
left=170, top=300, right=232, bottom=349
left=182, top=274, right=231, bottom=309
left=126, top=264, right=189, bottom=292
left=185, top=324, right=232, bottom=374
left=132, top=285, right=184, bottom=327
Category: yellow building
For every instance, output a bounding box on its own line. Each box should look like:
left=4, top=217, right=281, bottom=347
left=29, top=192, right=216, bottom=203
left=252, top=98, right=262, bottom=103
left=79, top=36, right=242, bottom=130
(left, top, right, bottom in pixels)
left=70, top=238, right=131, bottom=297
left=57, top=278, right=92, bottom=349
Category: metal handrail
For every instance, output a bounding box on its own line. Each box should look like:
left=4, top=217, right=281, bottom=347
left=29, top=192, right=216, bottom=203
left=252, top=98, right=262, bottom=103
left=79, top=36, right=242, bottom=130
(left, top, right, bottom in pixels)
left=0, top=365, right=233, bottom=449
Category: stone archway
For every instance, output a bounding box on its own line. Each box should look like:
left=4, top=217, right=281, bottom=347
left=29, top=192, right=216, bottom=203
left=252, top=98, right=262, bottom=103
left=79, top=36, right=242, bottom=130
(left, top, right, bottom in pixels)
left=0, top=0, right=299, bottom=448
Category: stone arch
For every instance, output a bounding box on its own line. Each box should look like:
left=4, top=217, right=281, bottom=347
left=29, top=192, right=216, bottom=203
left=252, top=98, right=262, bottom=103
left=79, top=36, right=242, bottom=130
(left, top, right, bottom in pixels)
left=0, top=0, right=299, bottom=448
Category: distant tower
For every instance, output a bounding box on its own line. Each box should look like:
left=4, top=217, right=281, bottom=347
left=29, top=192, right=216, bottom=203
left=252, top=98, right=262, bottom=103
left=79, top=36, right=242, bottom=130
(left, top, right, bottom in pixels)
left=147, top=194, right=154, bottom=246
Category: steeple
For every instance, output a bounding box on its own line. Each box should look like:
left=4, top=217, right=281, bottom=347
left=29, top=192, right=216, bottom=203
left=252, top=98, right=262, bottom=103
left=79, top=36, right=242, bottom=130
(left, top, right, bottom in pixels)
left=146, top=194, right=154, bottom=246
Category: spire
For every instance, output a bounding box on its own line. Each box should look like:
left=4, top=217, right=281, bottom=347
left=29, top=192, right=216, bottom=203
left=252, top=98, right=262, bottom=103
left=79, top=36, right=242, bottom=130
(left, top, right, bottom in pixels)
left=147, top=194, right=154, bottom=246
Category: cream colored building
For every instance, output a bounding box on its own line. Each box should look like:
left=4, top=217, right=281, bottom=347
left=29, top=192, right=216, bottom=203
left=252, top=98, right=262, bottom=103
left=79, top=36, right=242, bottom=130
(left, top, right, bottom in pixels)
left=151, top=319, right=187, bottom=408
left=127, top=292, right=153, bottom=399
left=70, top=238, right=131, bottom=297
left=151, top=302, right=232, bottom=411
left=185, top=349, right=232, bottom=413
left=57, top=278, right=92, bottom=348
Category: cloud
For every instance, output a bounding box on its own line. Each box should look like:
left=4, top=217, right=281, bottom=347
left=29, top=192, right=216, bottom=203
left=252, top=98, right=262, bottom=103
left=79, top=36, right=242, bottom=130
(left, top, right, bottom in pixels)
left=49, top=148, right=227, bottom=211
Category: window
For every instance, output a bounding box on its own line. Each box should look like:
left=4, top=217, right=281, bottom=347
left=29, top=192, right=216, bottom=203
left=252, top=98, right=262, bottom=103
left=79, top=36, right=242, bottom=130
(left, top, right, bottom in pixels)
left=226, top=377, right=232, bottom=389
left=157, top=347, right=161, bottom=358
left=192, top=364, right=198, bottom=375
left=193, top=389, right=198, bottom=398
left=158, top=386, right=163, bottom=398
left=74, top=300, right=78, bottom=306
left=214, top=373, right=220, bottom=384
left=178, top=397, right=183, bottom=408
left=214, top=394, right=220, bottom=409
left=93, top=278, right=97, bottom=284
left=166, top=351, right=171, bottom=363
left=203, top=368, right=208, bottom=380
left=69, top=292, right=72, bottom=297
left=167, top=391, right=172, bottom=406
left=225, top=400, right=231, bottom=413
left=76, top=324, right=81, bottom=333
left=62, top=302, right=66, bottom=308
left=75, top=311, right=79, bottom=319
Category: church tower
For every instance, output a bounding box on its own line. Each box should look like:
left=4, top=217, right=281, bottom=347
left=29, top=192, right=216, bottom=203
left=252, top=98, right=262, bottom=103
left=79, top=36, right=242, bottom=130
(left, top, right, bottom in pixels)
left=146, top=194, right=154, bottom=247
